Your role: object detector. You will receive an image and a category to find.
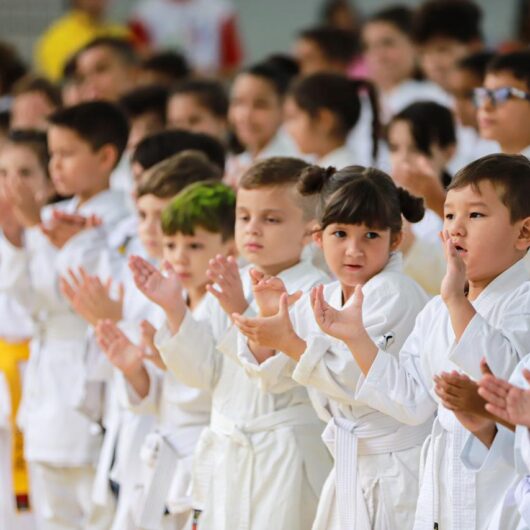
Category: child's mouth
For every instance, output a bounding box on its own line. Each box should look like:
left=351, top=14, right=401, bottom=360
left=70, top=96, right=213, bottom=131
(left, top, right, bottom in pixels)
left=454, top=245, right=467, bottom=255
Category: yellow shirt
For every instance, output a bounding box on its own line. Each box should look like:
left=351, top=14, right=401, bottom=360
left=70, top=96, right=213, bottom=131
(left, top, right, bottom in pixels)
left=34, top=10, right=130, bottom=81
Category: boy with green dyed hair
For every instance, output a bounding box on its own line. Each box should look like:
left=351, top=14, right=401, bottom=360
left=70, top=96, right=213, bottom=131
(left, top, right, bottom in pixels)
left=96, top=180, right=236, bottom=529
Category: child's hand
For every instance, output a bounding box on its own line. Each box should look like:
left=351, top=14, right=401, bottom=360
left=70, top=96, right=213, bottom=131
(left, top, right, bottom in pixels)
left=478, top=367, right=530, bottom=428
left=440, top=230, right=467, bottom=304
left=129, top=256, right=186, bottom=318
left=139, top=320, right=166, bottom=371
left=434, top=371, right=486, bottom=416
left=250, top=269, right=302, bottom=317
left=60, top=267, right=124, bottom=326
left=96, top=319, right=144, bottom=377
left=232, top=293, right=306, bottom=360
left=311, top=284, right=365, bottom=342
left=205, top=255, right=248, bottom=316
left=40, top=210, right=101, bottom=248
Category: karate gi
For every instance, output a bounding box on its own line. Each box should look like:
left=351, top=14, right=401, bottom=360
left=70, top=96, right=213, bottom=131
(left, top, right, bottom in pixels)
left=155, top=259, right=333, bottom=530
left=355, top=258, right=530, bottom=529
left=0, top=190, right=129, bottom=530
left=235, top=252, right=431, bottom=529
left=119, top=294, right=211, bottom=530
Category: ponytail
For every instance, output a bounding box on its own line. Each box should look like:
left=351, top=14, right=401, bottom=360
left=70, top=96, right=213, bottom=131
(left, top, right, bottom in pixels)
left=398, top=187, right=425, bottom=223
left=298, top=165, right=337, bottom=195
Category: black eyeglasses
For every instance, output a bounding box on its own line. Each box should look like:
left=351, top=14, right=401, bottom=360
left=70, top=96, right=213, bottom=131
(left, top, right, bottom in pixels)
left=472, top=86, right=530, bottom=108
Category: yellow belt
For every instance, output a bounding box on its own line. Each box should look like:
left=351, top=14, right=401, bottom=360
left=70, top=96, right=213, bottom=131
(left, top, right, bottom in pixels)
left=0, top=338, right=30, bottom=508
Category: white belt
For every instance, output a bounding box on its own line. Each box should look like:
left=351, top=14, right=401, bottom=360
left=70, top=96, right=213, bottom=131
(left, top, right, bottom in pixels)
left=323, top=416, right=429, bottom=530
left=193, top=403, right=320, bottom=530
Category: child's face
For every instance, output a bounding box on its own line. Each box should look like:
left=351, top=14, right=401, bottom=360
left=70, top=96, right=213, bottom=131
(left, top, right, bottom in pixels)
left=283, top=97, right=318, bottom=154
left=11, top=91, right=57, bottom=131
left=293, top=38, right=336, bottom=76
left=362, top=21, right=416, bottom=88
left=235, top=185, right=310, bottom=276
left=136, top=194, right=172, bottom=260
left=444, top=181, right=529, bottom=287
left=77, top=45, right=136, bottom=102
left=477, top=72, right=530, bottom=151
left=419, top=37, right=475, bottom=92
left=127, top=112, right=165, bottom=153
left=388, top=120, right=451, bottom=176
left=163, top=228, right=234, bottom=291
left=316, top=223, right=398, bottom=295
left=167, top=94, right=227, bottom=140
left=448, top=67, right=481, bottom=128
left=229, top=74, right=283, bottom=154
left=0, top=143, right=51, bottom=200
left=48, top=125, right=115, bottom=198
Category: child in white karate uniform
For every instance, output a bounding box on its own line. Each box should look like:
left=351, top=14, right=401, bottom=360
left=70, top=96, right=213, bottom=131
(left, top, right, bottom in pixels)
left=62, top=151, right=223, bottom=530
left=133, top=157, right=333, bottom=529
left=284, top=74, right=380, bottom=169
left=233, top=165, right=431, bottom=529
left=0, top=101, right=131, bottom=530
left=310, top=154, right=530, bottom=529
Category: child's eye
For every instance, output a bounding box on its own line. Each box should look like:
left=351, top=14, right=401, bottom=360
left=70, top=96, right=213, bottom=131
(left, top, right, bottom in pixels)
left=266, top=217, right=280, bottom=224
left=444, top=213, right=454, bottom=220
left=470, top=212, right=485, bottom=218
left=365, top=232, right=380, bottom=239
left=189, top=243, right=204, bottom=250
left=237, top=214, right=249, bottom=222
left=164, top=243, right=175, bottom=250
left=332, top=230, right=347, bottom=238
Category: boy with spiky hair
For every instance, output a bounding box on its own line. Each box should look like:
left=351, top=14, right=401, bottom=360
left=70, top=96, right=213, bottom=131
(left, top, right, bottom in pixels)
left=96, top=181, right=236, bottom=529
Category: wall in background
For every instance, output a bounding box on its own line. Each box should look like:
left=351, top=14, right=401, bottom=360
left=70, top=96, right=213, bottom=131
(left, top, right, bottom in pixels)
left=0, top=0, right=520, bottom=67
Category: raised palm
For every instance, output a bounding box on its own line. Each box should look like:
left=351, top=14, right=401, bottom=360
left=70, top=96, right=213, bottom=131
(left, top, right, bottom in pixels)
left=250, top=269, right=301, bottom=317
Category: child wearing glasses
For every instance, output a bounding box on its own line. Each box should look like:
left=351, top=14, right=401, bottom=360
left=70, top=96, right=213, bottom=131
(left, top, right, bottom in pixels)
left=475, top=51, right=530, bottom=157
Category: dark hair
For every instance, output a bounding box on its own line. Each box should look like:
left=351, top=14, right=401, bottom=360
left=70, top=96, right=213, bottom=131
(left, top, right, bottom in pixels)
left=239, top=156, right=316, bottom=220
left=48, top=101, right=129, bottom=164
left=289, top=73, right=380, bottom=161
left=368, top=5, right=413, bottom=35
left=62, top=52, right=79, bottom=83
left=457, top=50, right=496, bottom=81
left=12, top=75, right=62, bottom=108
left=389, top=101, right=456, bottom=187
left=448, top=153, right=530, bottom=222
left=119, top=84, right=168, bottom=124
left=242, top=60, right=298, bottom=99
left=7, top=129, right=50, bottom=178
left=486, top=51, right=530, bottom=91
left=298, top=26, right=359, bottom=63
left=132, top=129, right=226, bottom=171
left=141, top=51, right=191, bottom=83
left=0, top=42, right=27, bottom=95
left=161, top=180, right=236, bottom=240
left=169, top=79, right=228, bottom=119
left=261, top=54, right=300, bottom=79
left=136, top=150, right=222, bottom=200
left=79, top=37, right=139, bottom=66
left=299, top=164, right=424, bottom=232
left=413, top=0, right=483, bottom=44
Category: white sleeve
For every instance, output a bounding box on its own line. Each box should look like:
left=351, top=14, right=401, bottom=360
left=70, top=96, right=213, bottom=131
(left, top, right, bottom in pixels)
left=294, top=279, right=429, bottom=409
left=355, top=315, right=437, bottom=425
left=449, top=302, right=530, bottom=380
left=155, top=311, right=223, bottom=391
left=116, top=361, right=163, bottom=416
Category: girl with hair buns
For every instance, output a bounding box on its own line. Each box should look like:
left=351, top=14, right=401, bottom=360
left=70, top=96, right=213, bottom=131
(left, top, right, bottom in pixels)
left=232, top=165, right=432, bottom=530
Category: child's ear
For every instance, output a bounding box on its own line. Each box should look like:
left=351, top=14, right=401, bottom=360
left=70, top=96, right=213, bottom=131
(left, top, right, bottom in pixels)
left=318, top=109, right=337, bottom=136
left=98, top=144, right=119, bottom=172
left=312, top=228, right=323, bottom=248
left=390, top=231, right=403, bottom=251
left=515, top=216, right=530, bottom=251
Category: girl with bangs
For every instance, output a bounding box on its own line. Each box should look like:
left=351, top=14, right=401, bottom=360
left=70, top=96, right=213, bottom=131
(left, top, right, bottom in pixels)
left=232, top=165, right=432, bottom=530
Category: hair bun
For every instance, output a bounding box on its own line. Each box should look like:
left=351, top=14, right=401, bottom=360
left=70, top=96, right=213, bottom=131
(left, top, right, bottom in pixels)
left=298, top=165, right=337, bottom=195
left=398, top=187, right=425, bottom=223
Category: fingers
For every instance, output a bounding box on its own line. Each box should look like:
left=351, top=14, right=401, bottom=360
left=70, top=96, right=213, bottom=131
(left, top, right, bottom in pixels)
left=287, top=290, right=303, bottom=307
left=480, top=358, right=493, bottom=376
left=478, top=375, right=511, bottom=408
left=522, top=368, right=530, bottom=386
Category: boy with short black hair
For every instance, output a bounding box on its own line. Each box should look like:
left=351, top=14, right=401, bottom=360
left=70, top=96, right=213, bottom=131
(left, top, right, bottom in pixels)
left=119, top=84, right=169, bottom=152
left=413, top=0, right=484, bottom=92
left=475, top=50, right=530, bottom=157
left=0, top=100, right=130, bottom=529
left=294, top=26, right=358, bottom=75
left=76, top=36, right=139, bottom=102
left=332, top=153, right=530, bottom=529
left=130, top=156, right=332, bottom=530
